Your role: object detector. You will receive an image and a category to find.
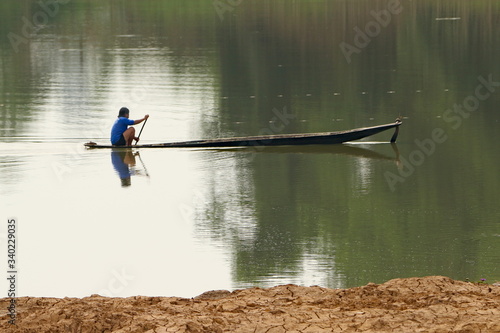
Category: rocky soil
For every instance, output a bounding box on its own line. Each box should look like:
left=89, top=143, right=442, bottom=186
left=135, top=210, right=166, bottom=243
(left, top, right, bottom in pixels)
left=1, top=276, right=499, bottom=332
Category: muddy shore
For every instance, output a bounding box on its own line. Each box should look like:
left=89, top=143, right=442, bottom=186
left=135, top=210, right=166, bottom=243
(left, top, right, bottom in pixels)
left=1, top=276, right=499, bottom=332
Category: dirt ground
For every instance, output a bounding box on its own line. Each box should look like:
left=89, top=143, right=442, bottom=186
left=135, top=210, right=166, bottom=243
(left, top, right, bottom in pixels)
left=1, top=276, right=499, bottom=333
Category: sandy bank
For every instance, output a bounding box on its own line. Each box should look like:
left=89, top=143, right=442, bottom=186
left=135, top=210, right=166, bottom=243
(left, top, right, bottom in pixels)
left=1, top=276, right=499, bottom=332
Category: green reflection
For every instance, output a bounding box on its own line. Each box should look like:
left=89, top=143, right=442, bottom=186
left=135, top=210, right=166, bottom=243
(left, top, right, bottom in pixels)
left=197, top=0, right=500, bottom=288
left=0, top=0, right=498, bottom=291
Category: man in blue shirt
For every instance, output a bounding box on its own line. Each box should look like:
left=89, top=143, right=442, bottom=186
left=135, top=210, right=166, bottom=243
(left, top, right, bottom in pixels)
left=110, top=107, right=149, bottom=146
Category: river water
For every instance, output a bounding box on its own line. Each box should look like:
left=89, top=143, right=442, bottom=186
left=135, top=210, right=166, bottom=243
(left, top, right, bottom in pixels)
left=0, top=0, right=499, bottom=298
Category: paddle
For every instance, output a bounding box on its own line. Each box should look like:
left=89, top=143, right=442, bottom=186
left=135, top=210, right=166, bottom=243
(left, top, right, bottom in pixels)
left=135, top=117, right=148, bottom=145
left=135, top=152, right=150, bottom=178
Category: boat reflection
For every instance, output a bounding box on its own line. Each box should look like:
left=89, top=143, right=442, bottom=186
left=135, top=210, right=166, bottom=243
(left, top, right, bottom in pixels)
left=111, top=149, right=149, bottom=187
left=200, top=142, right=400, bottom=162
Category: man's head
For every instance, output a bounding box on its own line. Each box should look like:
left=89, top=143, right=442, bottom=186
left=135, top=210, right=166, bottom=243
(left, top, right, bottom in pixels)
left=118, top=107, right=130, bottom=118
left=121, top=177, right=131, bottom=187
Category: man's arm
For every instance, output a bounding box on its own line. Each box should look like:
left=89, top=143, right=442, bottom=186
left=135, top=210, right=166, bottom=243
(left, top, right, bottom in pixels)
left=133, top=114, right=149, bottom=125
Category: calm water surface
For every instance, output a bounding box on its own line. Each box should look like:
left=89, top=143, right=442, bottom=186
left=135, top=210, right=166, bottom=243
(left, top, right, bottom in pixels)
left=1, top=0, right=499, bottom=298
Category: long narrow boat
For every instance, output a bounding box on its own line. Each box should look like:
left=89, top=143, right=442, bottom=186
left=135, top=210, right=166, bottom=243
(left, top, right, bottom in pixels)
left=85, top=120, right=402, bottom=149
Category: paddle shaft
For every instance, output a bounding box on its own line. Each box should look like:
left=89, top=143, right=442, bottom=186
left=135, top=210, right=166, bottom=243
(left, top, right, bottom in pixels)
left=135, top=118, right=148, bottom=145
left=136, top=152, right=150, bottom=177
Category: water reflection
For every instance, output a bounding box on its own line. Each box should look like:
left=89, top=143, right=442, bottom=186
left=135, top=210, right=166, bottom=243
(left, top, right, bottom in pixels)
left=206, top=143, right=401, bottom=161
left=111, top=150, right=149, bottom=187
left=1, top=0, right=499, bottom=297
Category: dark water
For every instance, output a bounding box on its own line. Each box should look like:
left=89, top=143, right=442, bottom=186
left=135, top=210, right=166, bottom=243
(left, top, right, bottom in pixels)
left=0, top=0, right=499, bottom=297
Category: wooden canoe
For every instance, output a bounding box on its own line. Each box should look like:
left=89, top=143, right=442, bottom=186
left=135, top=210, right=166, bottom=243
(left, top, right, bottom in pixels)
left=85, top=120, right=402, bottom=149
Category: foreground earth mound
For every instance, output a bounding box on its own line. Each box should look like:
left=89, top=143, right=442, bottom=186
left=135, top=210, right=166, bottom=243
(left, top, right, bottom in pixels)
left=1, top=276, right=499, bottom=332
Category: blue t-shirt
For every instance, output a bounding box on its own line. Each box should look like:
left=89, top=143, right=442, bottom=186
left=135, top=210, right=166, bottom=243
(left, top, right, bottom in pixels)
left=111, top=151, right=132, bottom=179
left=110, top=117, right=135, bottom=144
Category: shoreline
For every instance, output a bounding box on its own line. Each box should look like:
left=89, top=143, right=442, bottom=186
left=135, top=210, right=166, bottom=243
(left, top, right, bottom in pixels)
left=1, top=276, right=499, bottom=332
